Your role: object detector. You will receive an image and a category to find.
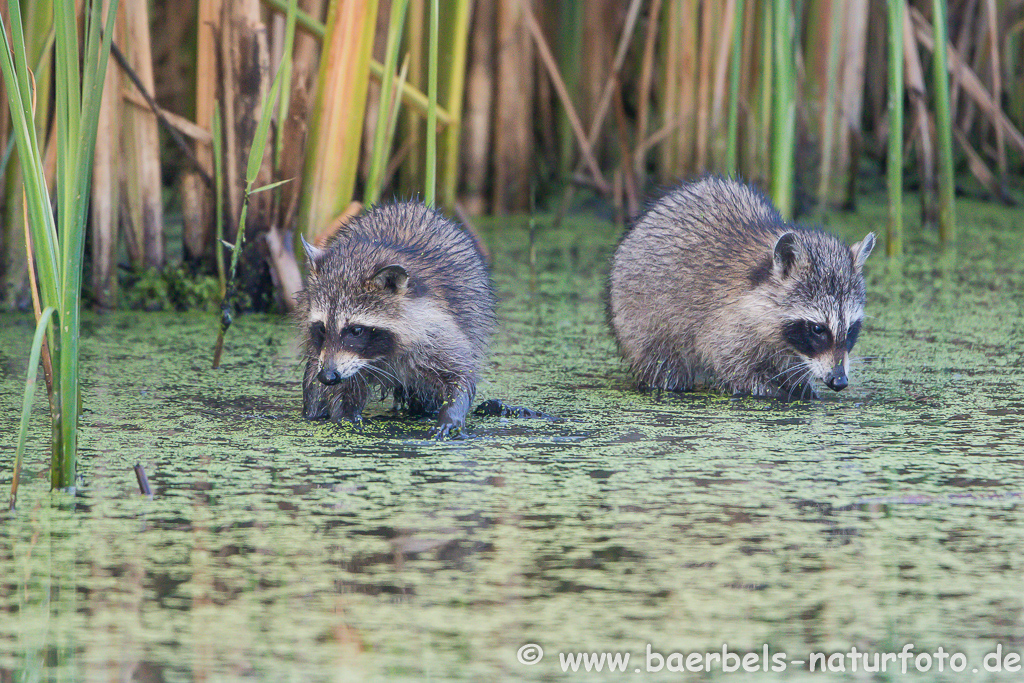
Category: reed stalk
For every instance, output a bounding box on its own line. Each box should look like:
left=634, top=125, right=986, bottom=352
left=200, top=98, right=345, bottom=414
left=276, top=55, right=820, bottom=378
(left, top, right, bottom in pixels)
left=815, top=0, right=844, bottom=211
left=213, top=104, right=226, bottom=300
left=493, top=0, right=533, bottom=211
left=839, top=0, right=870, bottom=207
left=122, top=0, right=163, bottom=269
left=461, top=0, right=494, bottom=213
left=982, top=0, right=1006, bottom=187
left=725, top=0, right=744, bottom=175
left=886, top=0, right=904, bottom=256
left=400, top=0, right=425, bottom=197
left=902, top=5, right=935, bottom=223
left=365, top=0, right=410, bottom=206
left=695, top=0, right=717, bottom=171
left=91, top=1, right=120, bottom=309
left=440, top=0, right=472, bottom=212
left=660, top=0, right=699, bottom=180
left=298, top=0, right=379, bottom=235
left=274, top=0, right=299, bottom=173
left=771, top=0, right=795, bottom=218
left=931, top=0, right=956, bottom=243
left=756, top=0, right=773, bottom=185
left=635, top=0, right=662, bottom=178
left=187, top=0, right=221, bottom=262
left=520, top=0, right=608, bottom=195
left=424, top=0, right=439, bottom=206
left=556, top=0, right=583, bottom=181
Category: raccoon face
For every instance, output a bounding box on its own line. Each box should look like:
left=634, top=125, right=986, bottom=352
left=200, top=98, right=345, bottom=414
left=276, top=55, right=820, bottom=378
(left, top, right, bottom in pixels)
left=773, top=231, right=875, bottom=392
left=302, top=236, right=407, bottom=386
left=308, top=318, right=397, bottom=385
left=781, top=316, right=863, bottom=391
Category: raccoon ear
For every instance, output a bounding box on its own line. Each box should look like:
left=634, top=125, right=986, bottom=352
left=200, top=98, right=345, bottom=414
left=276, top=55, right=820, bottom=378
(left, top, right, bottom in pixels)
left=851, top=232, right=876, bottom=272
left=368, top=264, right=409, bottom=294
left=301, top=235, right=326, bottom=273
left=772, top=232, right=803, bottom=279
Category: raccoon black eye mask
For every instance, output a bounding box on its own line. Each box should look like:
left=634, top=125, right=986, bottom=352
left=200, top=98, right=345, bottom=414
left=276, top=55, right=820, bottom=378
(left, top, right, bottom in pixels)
left=608, top=176, right=875, bottom=400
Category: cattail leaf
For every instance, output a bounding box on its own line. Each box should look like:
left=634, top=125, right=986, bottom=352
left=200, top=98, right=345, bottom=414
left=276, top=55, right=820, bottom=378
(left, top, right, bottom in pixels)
left=11, top=307, right=57, bottom=509
left=246, top=60, right=287, bottom=185
left=248, top=178, right=294, bottom=196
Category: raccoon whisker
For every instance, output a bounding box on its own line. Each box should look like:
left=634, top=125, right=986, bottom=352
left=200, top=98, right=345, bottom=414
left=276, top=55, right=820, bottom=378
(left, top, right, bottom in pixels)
left=366, top=364, right=400, bottom=386
left=774, top=362, right=815, bottom=398
left=765, top=359, right=805, bottom=387
left=362, top=367, right=389, bottom=389
left=377, top=360, right=406, bottom=386
left=798, top=370, right=813, bottom=400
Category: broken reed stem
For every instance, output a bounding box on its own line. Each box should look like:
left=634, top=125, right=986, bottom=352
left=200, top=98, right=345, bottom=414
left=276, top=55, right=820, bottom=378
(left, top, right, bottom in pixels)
left=133, top=462, right=153, bottom=496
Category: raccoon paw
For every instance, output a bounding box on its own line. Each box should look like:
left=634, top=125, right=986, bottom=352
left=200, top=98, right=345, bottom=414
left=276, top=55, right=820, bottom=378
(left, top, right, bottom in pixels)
left=429, top=421, right=464, bottom=440
left=335, top=413, right=364, bottom=431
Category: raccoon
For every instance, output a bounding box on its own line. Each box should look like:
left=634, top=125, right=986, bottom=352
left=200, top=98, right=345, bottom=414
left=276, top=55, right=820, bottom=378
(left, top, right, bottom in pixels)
left=297, top=202, right=495, bottom=438
left=608, top=177, right=875, bottom=399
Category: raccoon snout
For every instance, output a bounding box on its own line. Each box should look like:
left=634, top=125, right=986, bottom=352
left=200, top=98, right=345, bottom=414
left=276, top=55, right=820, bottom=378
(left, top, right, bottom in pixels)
left=825, top=365, right=848, bottom=391
left=318, top=367, right=343, bottom=385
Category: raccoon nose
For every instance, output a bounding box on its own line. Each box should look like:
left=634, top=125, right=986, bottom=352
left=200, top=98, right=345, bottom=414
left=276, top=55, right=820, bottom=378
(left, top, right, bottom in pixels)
left=825, top=367, right=848, bottom=391
left=318, top=367, right=342, bottom=385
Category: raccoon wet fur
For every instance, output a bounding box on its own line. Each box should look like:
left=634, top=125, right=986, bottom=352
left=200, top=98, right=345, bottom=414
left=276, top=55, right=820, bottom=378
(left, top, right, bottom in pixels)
left=608, top=177, right=875, bottom=399
left=297, top=201, right=495, bottom=437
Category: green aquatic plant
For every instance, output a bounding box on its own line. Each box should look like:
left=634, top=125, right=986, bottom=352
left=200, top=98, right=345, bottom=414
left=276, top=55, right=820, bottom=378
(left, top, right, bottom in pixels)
left=1, top=0, right=118, bottom=493
left=212, top=62, right=288, bottom=369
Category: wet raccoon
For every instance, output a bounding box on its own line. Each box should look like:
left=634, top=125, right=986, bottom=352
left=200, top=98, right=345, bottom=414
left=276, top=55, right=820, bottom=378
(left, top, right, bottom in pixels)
left=608, top=177, right=875, bottom=399
left=297, top=202, right=494, bottom=438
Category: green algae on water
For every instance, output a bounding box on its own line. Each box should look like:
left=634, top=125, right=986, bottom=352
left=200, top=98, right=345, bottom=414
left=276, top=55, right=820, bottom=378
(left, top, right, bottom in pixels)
left=1, top=194, right=1023, bottom=681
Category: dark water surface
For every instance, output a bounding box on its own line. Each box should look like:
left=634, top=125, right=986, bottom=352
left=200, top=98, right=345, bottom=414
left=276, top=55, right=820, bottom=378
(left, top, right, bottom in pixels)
left=2, top=198, right=1023, bottom=681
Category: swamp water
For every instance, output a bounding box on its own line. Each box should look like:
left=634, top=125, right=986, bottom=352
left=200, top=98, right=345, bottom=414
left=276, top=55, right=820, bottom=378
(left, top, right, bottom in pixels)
left=1, top=197, right=1023, bottom=682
